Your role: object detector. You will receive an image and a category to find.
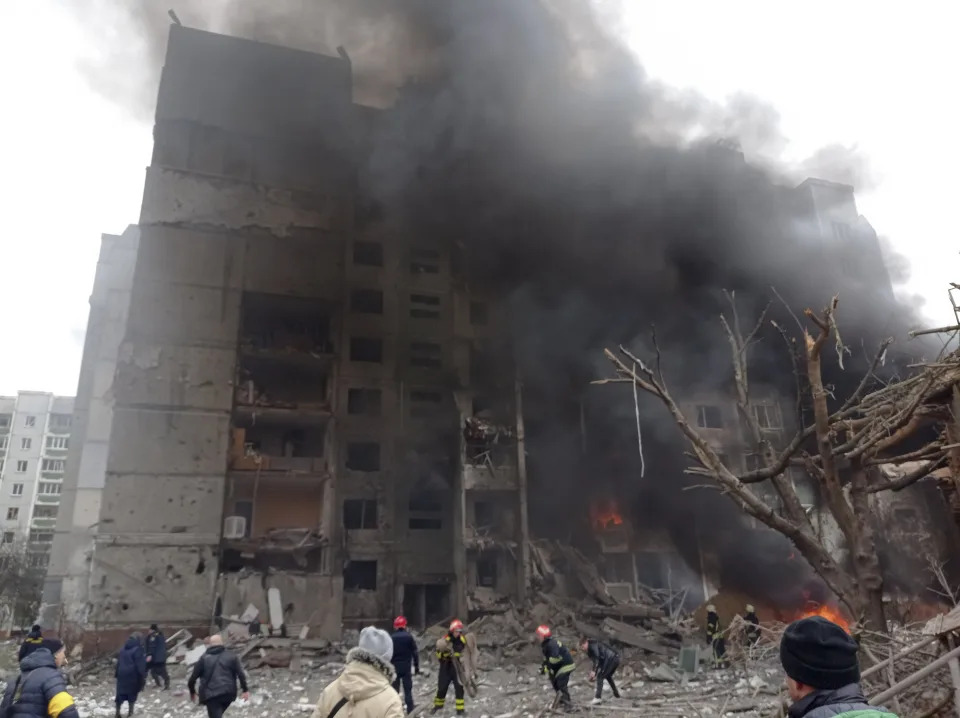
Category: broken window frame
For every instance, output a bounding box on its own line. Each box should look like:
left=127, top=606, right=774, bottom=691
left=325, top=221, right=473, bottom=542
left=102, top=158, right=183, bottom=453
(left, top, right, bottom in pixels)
left=346, top=442, right=381, bottom=472
left=752, top=403, right=782, bottom=430
left=476, top=554, right=498, bottom=588
left=409, top=390, right=444, bottom=418
left=410, top=342, right=442, bottom=370
left=350, top=289, right=385, bottom=315
left=410, top=247, right=441, bottom=275
left=353, top=241, right=384, bottom=267
left=695, top=405, right=723, bottom=429
left=410, top=293, right=441, bottom=320
left=350, top=337, right=384, bottom=364
left=408, top=490, right=443, bottom=531
left=347, top=388, right=382, bottom=417
left=343, top=499, right=378, bottom=530
left=343, top=560, right=378, bottom=591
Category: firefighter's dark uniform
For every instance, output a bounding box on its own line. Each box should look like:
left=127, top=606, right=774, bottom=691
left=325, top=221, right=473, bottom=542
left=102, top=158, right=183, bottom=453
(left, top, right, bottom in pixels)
left=540, top=636, right=575, bottom=707
left=706, top=610, right=728, bottom=668
left=585, top=640, right=621, bottom=699
left=743, top=610, right=760, bottom=646
left=434, top=633, right=466, bottom=714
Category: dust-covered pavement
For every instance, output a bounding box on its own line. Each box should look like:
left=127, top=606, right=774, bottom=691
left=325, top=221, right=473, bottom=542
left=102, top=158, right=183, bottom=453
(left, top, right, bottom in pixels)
left=0, top=639, right=786, bottom=718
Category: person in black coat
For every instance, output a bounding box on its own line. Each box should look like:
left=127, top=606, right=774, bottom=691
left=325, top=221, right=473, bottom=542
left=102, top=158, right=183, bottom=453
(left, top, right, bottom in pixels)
left=18, top=624, right=44, bottom=661
left=580, top=638, right=621, bottom=702
left=1, top=638, right=80, bottom=718
left=391, top=616, right=420, bottom=713
left=145, top=624, right=170, bottom=689
left=188, top=635, right=250, bottom=718
left=115, top=633, right=147, bottom=717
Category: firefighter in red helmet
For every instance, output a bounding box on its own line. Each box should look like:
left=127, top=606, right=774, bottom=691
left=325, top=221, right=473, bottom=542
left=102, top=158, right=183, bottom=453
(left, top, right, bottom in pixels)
left=391, top=616, right=419, bottom=713
left=433, top=620, right=466, bottom=715
left=537, top=625, right=575, bottom=709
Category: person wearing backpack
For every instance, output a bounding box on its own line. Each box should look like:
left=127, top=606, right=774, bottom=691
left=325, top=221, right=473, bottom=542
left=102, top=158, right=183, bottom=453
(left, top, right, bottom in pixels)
left=0, top=638, right=80, bottom=718
left=188, top=634, right=250, bottom=718
left=311, top=626, right=404, bottom=718
left=781, top=616, right=898, bottom=718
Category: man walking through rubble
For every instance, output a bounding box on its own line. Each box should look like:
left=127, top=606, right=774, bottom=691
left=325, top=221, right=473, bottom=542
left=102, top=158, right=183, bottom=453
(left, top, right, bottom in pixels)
left=433, top=619, right=467, bottom=715
left=391, top=615, right=419, bottom=714
left=536, top=625, right=575, bottom=710
left=781, top=616, right=898, bottom=718
left=188, top=634, right=250, bottom=718
left=580, top=637, right=620, bottom=703
left=145, top=624, right=170, bottom=690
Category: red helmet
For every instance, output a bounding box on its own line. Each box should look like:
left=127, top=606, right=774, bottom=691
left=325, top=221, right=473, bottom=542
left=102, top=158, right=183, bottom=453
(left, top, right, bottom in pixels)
left=536, top=625, right=552, bottom=639
left=394, top=616, right=407, bottom=629
left=449, top=619, right=464, bottom=632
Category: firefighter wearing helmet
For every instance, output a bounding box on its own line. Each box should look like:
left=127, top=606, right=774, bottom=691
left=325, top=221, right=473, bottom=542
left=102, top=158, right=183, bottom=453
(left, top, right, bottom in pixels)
left=537, top=625, right=575, bottom=709
left=391, top=615, right=420, bottom=713
left=433, top=619, right=467, bottom=715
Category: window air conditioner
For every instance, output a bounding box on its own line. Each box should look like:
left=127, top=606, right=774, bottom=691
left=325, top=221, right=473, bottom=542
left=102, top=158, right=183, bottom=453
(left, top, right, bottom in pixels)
left=223, top=516, right=247, bottom=539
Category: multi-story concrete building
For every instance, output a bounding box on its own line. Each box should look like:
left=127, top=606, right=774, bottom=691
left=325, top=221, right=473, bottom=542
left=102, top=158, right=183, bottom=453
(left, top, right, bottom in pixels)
left=43, top=26, right=528, bottom=646
left=42, top=227, right=140, bottom=628
left=0, top=391, right=74, bottom=569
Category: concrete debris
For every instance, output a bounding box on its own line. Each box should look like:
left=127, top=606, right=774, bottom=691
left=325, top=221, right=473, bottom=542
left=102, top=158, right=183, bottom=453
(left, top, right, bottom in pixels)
left=645, top=662, right=682, bottom=683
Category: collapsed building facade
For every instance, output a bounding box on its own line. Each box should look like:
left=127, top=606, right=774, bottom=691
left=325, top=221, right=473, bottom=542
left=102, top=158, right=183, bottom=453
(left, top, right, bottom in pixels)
left=43, top=26, right=528, bottom=644
left=41, top=22, right=957, bottom=646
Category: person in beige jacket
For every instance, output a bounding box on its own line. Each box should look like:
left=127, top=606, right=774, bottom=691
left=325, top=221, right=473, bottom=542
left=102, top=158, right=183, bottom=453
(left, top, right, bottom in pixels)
left=312, top=627, right=406, bottom=718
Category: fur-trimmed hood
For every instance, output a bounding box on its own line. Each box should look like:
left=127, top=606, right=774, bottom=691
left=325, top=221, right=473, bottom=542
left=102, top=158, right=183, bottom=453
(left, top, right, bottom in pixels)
left=340, top=647, right=396, bottom=696
left=311, top=648, right=404, bottom=718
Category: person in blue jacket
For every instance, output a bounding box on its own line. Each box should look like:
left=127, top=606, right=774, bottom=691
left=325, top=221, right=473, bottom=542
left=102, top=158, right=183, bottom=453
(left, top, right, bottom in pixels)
left=0, top=638, right=80, bottom=718
left=115, top=633, right=147, bottom=717
left=391, top=615, right=420, bottom=713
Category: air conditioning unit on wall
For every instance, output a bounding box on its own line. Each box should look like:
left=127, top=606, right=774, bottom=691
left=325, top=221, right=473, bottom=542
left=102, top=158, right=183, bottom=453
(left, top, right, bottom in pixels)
left=223, top=516, right=247, bottom=539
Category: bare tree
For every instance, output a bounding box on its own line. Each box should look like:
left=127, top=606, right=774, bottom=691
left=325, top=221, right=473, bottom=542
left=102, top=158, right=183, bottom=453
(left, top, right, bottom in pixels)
left=602, top=293, right=959, bottom=631
left=0, top=538, right=45, bottom=631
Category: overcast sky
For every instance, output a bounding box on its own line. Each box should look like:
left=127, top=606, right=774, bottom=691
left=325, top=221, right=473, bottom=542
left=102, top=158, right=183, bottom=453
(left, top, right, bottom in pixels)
left=1, top=1, right=956, bottom=397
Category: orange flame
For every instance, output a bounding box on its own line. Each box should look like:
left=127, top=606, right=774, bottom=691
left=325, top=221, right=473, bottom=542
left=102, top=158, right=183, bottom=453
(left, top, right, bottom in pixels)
left=795, top=603, right=851, bottom=634
left=590, top=499, right=624, bottom=531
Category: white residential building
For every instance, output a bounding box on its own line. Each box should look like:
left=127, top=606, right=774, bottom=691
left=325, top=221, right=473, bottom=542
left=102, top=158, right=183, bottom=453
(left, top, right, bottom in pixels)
left=0, top=391, right=74, bottom=569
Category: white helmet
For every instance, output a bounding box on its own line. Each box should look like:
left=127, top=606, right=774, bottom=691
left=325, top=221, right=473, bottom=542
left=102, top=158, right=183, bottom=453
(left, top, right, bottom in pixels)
left=707, top=605, right=717, bottom=613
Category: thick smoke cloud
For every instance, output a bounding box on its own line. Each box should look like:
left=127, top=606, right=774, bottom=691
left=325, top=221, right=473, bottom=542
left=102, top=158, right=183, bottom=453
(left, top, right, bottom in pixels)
left=72, top=1, right=926, bottom=603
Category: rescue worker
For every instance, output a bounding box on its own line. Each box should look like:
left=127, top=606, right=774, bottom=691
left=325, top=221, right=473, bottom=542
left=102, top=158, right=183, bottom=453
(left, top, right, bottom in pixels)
left=781, top=616, right=898, bottom=717
left=536, top=625, right=574, bottom=709
left=705, top=605, right=728, bottom=669
left=391, top=615, right=419, bottom=714
left=580, top=638, right=620, bottom=703
left=743, top=605, right=761, bottom=647
left=18, top=624, right=44, bottom=661
left=433, top=619, right=466, bottom=715
left=0, top=637, right=81, bottom=718
left=146, top=623, right=170, bottom=689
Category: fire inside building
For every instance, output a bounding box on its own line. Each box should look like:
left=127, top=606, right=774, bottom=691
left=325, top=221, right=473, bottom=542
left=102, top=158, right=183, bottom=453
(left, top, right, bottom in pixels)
left=40, top=23, right=960, bottom=647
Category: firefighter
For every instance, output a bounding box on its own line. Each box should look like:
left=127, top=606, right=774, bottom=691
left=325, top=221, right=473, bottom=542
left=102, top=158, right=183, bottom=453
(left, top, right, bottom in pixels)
left=705, top=605, right=728, bottom=669
left=743, top=604, right=761, bottom=647
left=536, top=625, right=574, bottom=709
left=580, top=638, right=620, bottom=703
left=433, top=619, right=466, bottom=715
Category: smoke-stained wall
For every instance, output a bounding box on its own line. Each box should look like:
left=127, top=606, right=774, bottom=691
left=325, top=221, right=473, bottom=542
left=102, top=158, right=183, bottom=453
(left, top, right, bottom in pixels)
left=69, top=3, right=929, bottom=607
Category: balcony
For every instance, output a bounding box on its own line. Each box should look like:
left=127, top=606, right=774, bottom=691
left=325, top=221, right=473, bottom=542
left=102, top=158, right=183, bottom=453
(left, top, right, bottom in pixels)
left=228, top=425, right=329, bottom=482
left=35, top=494, right=61, bottom=505
left=463, top=462, right=518, bottom=491
left=30, top=517, right=57, bottom=530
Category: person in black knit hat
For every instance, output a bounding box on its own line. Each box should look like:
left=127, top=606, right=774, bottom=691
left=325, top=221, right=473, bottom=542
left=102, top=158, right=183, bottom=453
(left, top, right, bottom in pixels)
left=780, top=616, right=898, bottom=718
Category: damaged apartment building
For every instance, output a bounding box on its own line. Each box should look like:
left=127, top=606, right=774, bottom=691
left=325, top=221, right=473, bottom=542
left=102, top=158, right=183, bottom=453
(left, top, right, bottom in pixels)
left=42, top=25, right=529, bottom=644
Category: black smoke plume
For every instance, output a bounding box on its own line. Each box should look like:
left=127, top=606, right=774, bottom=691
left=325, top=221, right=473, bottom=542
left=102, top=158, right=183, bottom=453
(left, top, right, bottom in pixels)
left=71, top=1, right=930, bottom=604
